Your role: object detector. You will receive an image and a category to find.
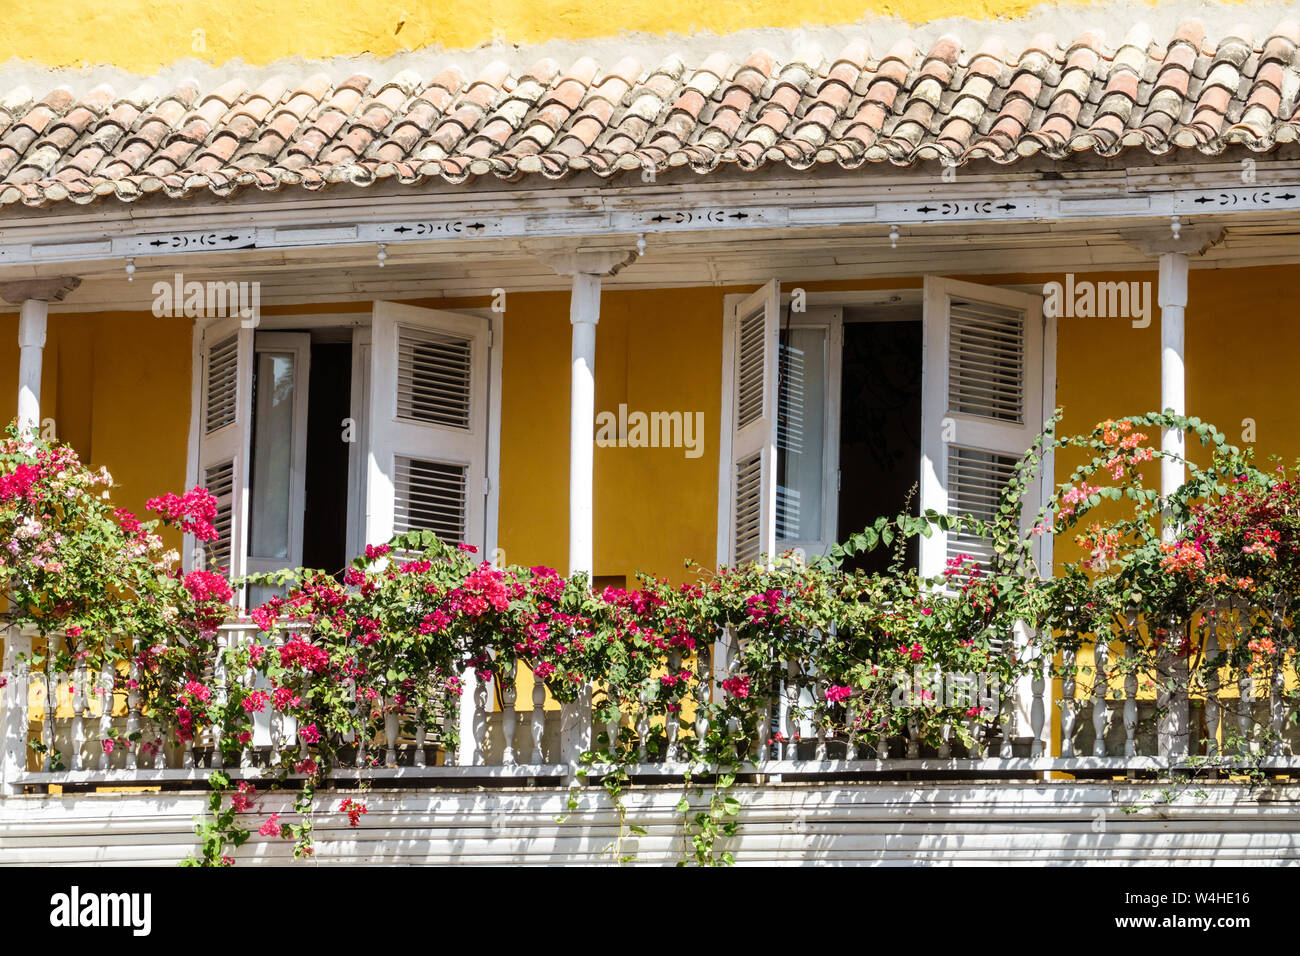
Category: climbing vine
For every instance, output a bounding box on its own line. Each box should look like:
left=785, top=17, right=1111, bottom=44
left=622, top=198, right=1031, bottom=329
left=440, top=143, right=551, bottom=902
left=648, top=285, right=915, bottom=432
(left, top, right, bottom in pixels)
left=3, top=412, right=1299, bottom=864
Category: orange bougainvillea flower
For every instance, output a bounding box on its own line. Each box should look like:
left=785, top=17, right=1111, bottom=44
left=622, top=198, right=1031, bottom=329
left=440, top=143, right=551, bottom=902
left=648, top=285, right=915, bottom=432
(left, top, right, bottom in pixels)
left=1099, top=419, right=1134, bottom=444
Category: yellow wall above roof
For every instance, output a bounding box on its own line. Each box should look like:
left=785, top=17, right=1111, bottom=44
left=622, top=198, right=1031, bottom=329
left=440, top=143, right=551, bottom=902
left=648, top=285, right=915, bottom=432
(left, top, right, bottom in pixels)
left=0, top=0, right=1257, bottom=71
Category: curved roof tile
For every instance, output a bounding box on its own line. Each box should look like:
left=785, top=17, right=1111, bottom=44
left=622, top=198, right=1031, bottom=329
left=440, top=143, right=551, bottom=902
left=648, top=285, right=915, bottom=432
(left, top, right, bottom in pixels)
left=4, top=18, right=1300, bottom=207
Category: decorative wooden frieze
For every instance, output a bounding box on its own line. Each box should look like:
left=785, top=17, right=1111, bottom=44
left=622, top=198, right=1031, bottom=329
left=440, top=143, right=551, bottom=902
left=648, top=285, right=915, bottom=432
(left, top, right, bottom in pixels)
left=1175, top=187, right=1300, bottom=212
left=374, top=218, right=508, bottom=239
left=123, top=229, right=257, bottom=254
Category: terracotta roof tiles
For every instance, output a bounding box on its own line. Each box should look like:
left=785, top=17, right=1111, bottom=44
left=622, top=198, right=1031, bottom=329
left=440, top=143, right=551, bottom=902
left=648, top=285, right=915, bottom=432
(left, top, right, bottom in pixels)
left=5, top=18, right=1300, bottom=207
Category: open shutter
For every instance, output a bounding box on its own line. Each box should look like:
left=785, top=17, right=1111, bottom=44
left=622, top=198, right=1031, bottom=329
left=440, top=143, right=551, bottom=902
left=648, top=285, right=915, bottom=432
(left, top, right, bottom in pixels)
left=920, top=277, right=1045, bottom=579
left=718, top=279, right=780, bottom=566
left=194, top=318, right=254, bottom=585
left=368, top=302, right=490, bottom=552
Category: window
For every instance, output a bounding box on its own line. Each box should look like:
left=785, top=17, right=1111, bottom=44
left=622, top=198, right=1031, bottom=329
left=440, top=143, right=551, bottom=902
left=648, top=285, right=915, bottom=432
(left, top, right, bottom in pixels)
left=719, top=279, right=1053, bottom=574
left=190, top=303, right=496, bottom=605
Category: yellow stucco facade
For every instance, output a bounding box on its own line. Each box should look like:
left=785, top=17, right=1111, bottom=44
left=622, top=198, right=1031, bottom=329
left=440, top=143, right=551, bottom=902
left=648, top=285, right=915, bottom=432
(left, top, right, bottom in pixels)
left=0, top=0, right=1257, bottom=72
left=6, top=264, right=1297, bottom=586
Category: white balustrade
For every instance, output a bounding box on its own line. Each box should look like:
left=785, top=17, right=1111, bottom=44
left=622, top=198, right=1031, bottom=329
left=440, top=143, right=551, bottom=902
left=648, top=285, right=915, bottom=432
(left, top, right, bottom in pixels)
left=4, top=605, right=1296, bottom=792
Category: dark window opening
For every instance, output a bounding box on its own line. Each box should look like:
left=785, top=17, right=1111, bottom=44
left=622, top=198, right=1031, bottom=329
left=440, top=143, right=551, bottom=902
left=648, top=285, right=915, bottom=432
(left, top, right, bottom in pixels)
left=836, top=311, right=923, bottom=576
left=302, top=341, right=352, bottom=574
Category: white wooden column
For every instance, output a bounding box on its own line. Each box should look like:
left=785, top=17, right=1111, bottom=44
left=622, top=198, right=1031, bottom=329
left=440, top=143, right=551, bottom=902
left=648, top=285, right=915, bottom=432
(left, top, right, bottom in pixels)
left=16, top=300, right=47, bottom=436
left=535, top=246, right=637, bottom=777
left=1158, top=251, right=1188, bottom=520
left=1157, top=251, right=1190, bottom=760
left=1123, top=228, right=1222, bottom=763
left=568, top=272, right=601, bottom=577
left=1, top=278, right=80, bottom=438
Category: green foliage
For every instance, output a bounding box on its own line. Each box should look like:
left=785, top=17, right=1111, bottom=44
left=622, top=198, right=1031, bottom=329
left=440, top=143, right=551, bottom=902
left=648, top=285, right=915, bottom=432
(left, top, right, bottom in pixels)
left=7, top=411, right=1300, bottom=865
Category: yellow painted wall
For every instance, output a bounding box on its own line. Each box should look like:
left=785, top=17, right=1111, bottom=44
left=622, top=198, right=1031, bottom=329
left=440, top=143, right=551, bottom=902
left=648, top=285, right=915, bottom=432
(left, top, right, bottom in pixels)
left=495, top=287, right=723, bottom=586
left=0, top=311, right=191, bottom=547
left=10, top=263, right=1298, bottom=586
left=0, top=0, right=1262, bottom=71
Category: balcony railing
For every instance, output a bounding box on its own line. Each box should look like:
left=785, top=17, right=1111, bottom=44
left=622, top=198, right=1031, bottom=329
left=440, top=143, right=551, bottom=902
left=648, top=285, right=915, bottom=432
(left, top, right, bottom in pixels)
left=3, top=608, right=1298, bottom=796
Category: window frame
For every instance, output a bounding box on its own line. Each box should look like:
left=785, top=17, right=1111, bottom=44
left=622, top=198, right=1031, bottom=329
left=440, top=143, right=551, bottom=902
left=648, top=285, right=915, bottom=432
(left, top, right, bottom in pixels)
left=718, top=285, right=1056, bottom=577
left=774, top=306, right=843, bottom=563
left=186, top=309, right=503, bottom=584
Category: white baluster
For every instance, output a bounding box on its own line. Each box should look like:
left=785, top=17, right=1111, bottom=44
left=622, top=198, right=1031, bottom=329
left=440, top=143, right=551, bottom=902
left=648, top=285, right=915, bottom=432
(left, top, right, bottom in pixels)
left=1092, top=638, right=1109, bottom=757
left=530, top=673, right=546, bottom=764
left=153, top=718, right=167, bottom=769
left=906, top=716, right=920, bottom=758
left=1123, top=647, right=1138, bottom=759
left=844, top=704, right=859, bottom=761
left=472, top=674, right=488, bottom=766
left=1155, top=621, right=1190, bottom=760
left=1060, top=646, right=1076, bottom=759
left=665, top=651, right=681, bottom=762
left=753, top=691, right=770, bottom=764
left=211, top=630, right=227, bottom=770
left=42, top=669, right=56, bottom=772
left=125, top=653, right=142, bottom=771
left=413, top=700, right=428, bottom=768
left=999, top=669, right=1015, bottom=758
left=237, top=631, right=254, bottom=770
left=938, top=721, right=952, bottom=759
left=694, top=647, right=711, bottom=758
left=1121, top=610, right=1138, bottom=758
left=264, top=631, right=283, bottom=768
left=1270, top=653, right=1286, bottom=758
left=1204, top=610, right=1220, bottom=758
left=442, top=682, right=457, bottom=767
left=784, top=659, right=799, bottom=761
left=814, top=678, right=828, bottom=762
left=967, top=714, right=985, bottom=759
left=384, top=696, right=399, bottom=767
left=182, top=634, right=201, bottom=770
left=1, top=629, right=34, bottom=794
left=350, top=681, right=365, bottom=769
left=501, top=662, right=518, bottom=766
left=636, top=688, right=650, bottom=763
left=71, top=653, right=88, bottom=772
left=1238, top=670, right=1254, bottom=755
left=604, top=687, right=621, bottom=760
left=1026, top=638, right=1046, bottom=757
left=268, top=692, right=283, bottom=770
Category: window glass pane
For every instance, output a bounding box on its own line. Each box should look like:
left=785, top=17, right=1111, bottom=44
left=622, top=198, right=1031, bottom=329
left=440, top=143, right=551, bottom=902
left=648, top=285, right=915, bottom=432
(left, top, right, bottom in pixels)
left=776, top=326, right=826, bottom=544
left=250, top=351, right=296, bottom=561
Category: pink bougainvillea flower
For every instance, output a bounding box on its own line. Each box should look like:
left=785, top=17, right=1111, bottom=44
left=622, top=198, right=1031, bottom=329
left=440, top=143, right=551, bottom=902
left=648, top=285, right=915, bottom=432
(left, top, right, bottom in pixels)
left=147, top=488, right=219, bottom=542
left=183, top=569, right=234, bottom=604
left=339, top=798, right=369, bottom=827
left=258, top=814, right=281, bottom=837
left=825, top=685, right=853, bottom=704
left=722, top=676, right=750, bottom=699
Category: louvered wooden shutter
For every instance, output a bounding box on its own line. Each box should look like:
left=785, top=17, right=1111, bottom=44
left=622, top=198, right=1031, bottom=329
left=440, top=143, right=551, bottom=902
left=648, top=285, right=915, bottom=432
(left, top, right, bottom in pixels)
left=368, top=302, right=489, bottom=552
left=193, top=318, right=254, bottom=586
left=920, top=277, right=1045, bottom=579
left=718, top=280, right=780, bottom=566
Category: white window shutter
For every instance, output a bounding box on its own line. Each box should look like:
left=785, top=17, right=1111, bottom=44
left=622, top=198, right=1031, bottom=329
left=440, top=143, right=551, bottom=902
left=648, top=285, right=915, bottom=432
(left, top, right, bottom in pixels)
left=194, top=318, right=254, bottom=585
left=368, top=302, right=490, bottom=553
left=920, top=277, right=1045, bottom=579
left=718, top=279, right=780, bottom=566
